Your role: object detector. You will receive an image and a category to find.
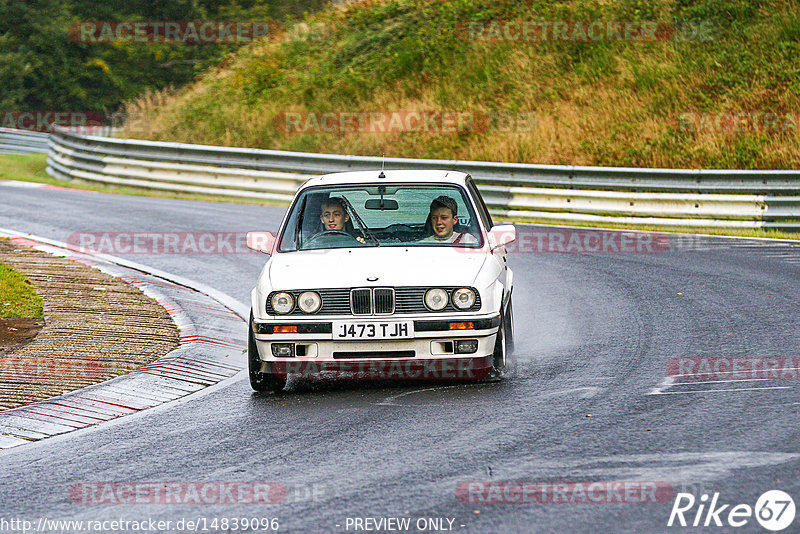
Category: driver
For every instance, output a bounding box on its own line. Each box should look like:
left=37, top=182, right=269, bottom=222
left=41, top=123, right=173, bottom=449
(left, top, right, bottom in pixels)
left=319, top=197, right=365, bottom=243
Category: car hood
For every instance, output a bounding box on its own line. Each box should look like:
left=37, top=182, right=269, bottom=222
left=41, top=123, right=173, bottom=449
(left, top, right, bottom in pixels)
left=268, top=247, right=487, bottom=289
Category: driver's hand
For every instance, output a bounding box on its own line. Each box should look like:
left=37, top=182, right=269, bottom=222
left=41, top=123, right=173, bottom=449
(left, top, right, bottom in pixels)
left=356, top=236, right=366, bottom=244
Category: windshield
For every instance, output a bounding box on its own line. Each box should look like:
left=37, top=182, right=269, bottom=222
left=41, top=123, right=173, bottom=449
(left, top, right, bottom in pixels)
left=278, top=184, right=483, bottom=251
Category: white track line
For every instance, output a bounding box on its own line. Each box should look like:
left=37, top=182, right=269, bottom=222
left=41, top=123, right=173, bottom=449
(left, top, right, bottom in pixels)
left=376, top=384, right=476, bottom=406
left=650, top=386, right=791, bottom=395
left=647, top=377, right=675, bottom=395
left=667, top=378, right=788, bottom=385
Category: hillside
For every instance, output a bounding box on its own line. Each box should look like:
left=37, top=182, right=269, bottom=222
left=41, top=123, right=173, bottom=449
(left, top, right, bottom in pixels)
left=123, top=0, right=800, bottom=169
left=0, top=0, right=327, bottom=114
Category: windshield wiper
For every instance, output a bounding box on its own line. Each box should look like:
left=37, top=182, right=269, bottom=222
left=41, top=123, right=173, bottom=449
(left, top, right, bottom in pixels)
left=341, top=195, right=379, bottom=246
left=294, top=194, right=308, bottom=250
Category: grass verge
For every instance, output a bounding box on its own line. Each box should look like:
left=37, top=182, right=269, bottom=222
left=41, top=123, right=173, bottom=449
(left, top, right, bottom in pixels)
left=0, top=154, right=286, bottom=207
left=0, top=257, right=43, bottom=319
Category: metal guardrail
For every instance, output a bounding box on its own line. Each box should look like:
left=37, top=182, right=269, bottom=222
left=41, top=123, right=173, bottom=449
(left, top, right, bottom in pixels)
left=0, top=128, right=50, bottom=155
left=45, top=128, right=800, bottom=230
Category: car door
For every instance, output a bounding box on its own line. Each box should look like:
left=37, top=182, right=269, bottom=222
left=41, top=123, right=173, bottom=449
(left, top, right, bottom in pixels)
left=465, top=176, right=513, bottom=304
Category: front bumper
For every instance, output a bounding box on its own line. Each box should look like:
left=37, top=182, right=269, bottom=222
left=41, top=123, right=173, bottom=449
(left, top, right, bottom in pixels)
left=251, top=315, right=499, bottom=380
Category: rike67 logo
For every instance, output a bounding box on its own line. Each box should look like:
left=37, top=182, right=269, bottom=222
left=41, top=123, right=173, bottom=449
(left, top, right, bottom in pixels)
left=668, top=490, right=796, bottom=531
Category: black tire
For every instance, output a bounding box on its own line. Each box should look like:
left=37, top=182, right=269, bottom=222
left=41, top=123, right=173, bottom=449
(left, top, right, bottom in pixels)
left=248, top=312, right=286, bottom=393
left=505, top=299, right=515, bottom=356
left=491, top=298, right=514, bottom=379
left=491, top=315, right=507, bottom=378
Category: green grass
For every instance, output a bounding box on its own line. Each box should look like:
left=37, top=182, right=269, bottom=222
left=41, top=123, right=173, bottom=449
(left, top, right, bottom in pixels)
left=0, top=153, right=52, bottom=182
left=0, top=154, right=286, bottom=207
left=0, top=259, right=43, bottom=318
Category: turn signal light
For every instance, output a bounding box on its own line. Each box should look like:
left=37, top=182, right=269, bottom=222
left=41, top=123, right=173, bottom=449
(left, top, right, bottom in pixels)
left=449, top=322, right=474, bottom=330
left=274, top=325, right=298, bottom=333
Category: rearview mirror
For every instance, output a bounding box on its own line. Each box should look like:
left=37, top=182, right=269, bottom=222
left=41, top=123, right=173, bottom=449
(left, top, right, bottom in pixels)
left=365, top=199, right=399, bottom=210
left=487, top=225, right=516, bottom=250
left=246, top=232, right=277, bottom=255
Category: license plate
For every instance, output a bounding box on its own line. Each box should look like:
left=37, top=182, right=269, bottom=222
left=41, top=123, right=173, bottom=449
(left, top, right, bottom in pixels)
left=332, top=320, right=414, bottom=340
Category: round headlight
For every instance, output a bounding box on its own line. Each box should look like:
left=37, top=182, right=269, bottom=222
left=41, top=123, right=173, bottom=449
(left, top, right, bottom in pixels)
left=271, top=292, right=294, bottom=314
left=452, top=288, right=476, bottom=310
left=298, top=291, right=322, bottom=313
left=424, top=288, right=448, bottom=311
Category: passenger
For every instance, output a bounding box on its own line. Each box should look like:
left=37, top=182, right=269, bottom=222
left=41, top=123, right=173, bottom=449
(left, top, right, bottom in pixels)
left=420, top=195, right=477, bottom=244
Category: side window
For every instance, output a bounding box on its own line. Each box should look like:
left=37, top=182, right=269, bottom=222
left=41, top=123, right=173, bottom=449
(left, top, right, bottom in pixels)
left=466, top=177, right=493, bottom=229
left=278, top=194, right=302, bottom=251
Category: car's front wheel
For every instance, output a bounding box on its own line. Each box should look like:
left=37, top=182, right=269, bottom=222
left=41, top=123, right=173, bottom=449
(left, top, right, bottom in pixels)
left=491, top=298, right=514, bottom=379
left=248, top=312, right=286, bottom=393
left=491, top=326, right=507, bottom=380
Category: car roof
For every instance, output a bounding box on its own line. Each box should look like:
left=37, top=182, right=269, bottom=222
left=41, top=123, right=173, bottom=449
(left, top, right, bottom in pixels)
left=299, top=169, right=470, bottom=190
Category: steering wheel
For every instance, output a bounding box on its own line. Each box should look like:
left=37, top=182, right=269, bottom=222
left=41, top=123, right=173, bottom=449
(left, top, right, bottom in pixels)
left=304, top=230, right=361, bottom=247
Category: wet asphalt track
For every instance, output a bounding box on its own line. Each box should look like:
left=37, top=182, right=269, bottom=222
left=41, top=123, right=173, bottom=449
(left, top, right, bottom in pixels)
left=0, top=183, right=799, bottom=533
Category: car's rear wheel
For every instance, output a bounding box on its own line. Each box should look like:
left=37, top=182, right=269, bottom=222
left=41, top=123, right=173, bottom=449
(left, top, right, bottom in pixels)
left=248, top=311, right=286, bottom=393
left=505, top=299, right=515, bottom=355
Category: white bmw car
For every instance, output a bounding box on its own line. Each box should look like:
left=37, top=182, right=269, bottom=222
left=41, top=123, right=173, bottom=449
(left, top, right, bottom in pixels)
left=247, top=169, right=516, bottom=392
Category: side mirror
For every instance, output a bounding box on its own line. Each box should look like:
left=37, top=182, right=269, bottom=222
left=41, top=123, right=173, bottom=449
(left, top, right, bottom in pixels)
left=247, top=232, right=277, bottom=255
left=487, top=225, right=516, bottom=250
